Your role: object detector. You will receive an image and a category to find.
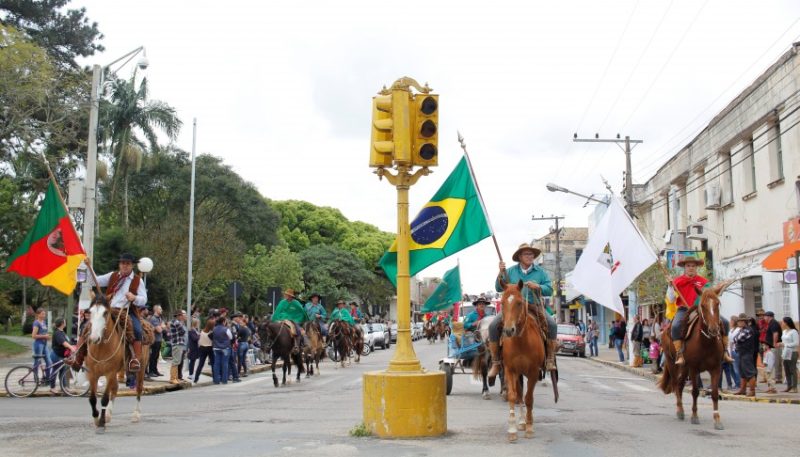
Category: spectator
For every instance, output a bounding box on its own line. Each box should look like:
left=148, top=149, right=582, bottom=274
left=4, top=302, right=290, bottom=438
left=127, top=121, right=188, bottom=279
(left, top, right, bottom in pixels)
left=187, top=318, right=200, bottom=380
left=169, top=310, right=188, bottom=385
left=642, top=318, right=651, bottom=351
left=234, top=313, right=251, bottom=377
left=212, top=316, right=232, bottom=385
left=147, top=305, right=165, bottom=378
left=194, top=318, right=215, bottom=384
left=728, top=314, right=742, bottom=391
left=651, top=315, right=664, bottom=374
left=586, top=318, right=599, bottom=357
left=30, top=308, right=55, bottom=394
left=613, top=320, right=626, bottom=362
left=778, top=317, right=798, bottom=393
left=227, top=313, right=241, bottom=383
left=763, top=311, right=783, bottom=391
left=631, top=316, right=643, bottom=367
left=609, top=321, right=616, bottom=349
left=734, top=314, right=757, bottom=396
left=50, top=317, right=75, bottom=392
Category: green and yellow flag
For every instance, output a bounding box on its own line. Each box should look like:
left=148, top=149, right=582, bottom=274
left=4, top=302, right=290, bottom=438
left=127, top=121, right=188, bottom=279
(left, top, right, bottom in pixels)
left=421, top=264, right=462, bottom=312
left=380, top=157, right=491, bottom=285
left=6, top=181, right=86, bottom=295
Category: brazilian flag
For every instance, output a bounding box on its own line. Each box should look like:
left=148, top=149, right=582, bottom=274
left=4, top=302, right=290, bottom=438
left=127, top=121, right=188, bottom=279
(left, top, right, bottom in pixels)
left=421, top=265, right=461, bottom=312
left=380, top=157, right=491, bottom=286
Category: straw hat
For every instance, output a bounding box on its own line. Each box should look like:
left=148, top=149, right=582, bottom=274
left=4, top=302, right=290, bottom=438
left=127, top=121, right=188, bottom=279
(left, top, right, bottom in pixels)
left=677, top=255, right=704, bottom=267
left=512, top=243, right=542, bottom=262
left=284, top=288, right=296, bottom=298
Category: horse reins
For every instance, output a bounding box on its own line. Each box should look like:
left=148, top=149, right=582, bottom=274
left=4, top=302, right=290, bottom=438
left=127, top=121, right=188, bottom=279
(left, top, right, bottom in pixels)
left=86, top=304, right=128, bottom=365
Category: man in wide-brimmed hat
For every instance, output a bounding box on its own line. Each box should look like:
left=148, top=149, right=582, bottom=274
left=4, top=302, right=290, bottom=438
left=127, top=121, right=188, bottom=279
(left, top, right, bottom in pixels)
left=329, top=299, right=355, bottom=325
left=70, top=252, right=148, bottom=372
left=272, top=288, right=310, bottom=353
left=304, top=293, right=328, bottom=337
left=463, top=296, right=491, bottom=332
left=670, top=255, right=733, bottom=365
left=486, top=243, right=558, bottom=378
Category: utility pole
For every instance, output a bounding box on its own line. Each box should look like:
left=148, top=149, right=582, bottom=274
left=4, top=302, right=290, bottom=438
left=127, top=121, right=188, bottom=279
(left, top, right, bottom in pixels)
left=573, top=133, right=643, bottom=366
left=532, top=215, right=565, bottom=322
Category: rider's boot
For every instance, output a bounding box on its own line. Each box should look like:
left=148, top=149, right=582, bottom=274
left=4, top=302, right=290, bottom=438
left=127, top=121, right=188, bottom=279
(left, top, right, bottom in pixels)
left=487, top=341, right=502, bottom=379
left=720, top=335, right=734, bottom=363
left=546, top=340, right=558, bottom=371
left=673, top=340, right=685, bottom=366
left=129, top=341, right=142, bottom=372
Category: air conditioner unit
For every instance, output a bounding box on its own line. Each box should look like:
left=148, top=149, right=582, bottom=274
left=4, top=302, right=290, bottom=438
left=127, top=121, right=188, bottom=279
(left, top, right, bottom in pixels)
left=687, top=223, right=707, bottom=240
left=705, top=184, right=721, bottom=210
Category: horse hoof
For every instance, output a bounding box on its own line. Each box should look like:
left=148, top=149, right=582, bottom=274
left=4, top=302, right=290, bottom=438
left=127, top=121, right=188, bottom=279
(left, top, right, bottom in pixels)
left=691, top=417, right=700, bottom=425
left=131, top=413, right=140, bottom=423
left=714, top=422, right=724, bottom=431
left=482, top=393, right=491, bottom=400
left=676, top=412, right=685, bottom=421
left=525, top=430, right=534, bottom=439
left=95, top=426, right=106, bottom=435
left=507, top=433, right=517, bottom=442
left=517, top=423, right=526, bottom=431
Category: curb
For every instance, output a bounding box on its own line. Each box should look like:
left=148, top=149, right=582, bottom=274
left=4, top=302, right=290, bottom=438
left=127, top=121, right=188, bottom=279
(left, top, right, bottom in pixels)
left=583, top=356, right=800, bottom=405
left=1, top=361, right=280, bottom=398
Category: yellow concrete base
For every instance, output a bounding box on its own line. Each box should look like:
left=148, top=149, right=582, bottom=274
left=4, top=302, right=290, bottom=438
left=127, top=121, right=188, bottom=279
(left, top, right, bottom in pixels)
left=363, top=370, right=447, bottom=438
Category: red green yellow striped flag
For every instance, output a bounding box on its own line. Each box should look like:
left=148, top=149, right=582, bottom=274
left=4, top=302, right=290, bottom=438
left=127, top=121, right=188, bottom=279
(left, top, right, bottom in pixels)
left=6, top=181, right=86, bottom=295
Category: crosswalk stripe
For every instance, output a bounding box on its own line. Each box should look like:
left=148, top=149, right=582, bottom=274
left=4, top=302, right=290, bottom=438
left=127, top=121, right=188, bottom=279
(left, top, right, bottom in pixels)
left=619, top=381, right=654, bottom=392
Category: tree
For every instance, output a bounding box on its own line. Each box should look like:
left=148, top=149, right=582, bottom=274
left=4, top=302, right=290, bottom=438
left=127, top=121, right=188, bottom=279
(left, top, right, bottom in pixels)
left=0, top=0, right=104, bottom=69
left=299, top=244, right=384, bottom=308
left=101, top=74, right=182, bottom=227
left=242, top=244, right=304, bottom=310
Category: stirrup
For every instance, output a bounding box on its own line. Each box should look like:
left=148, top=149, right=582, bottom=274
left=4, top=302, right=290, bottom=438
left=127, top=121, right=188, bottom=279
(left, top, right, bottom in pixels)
left=128, top=358, right=141, bottom=372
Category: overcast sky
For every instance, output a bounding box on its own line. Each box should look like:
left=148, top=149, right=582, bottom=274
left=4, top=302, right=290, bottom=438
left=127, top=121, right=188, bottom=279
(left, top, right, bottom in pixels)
left=75, top=0, right=800, bottom=295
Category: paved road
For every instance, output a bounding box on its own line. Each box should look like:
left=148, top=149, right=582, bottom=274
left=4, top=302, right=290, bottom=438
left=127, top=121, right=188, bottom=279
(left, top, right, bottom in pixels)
left=1, top=339, right=797, bottom=457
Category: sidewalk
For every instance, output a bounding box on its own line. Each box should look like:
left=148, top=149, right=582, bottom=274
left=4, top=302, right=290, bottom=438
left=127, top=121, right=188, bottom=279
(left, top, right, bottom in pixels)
left=0, top=338, right=277, bottom=398
left=584, top=344, right=800, bottom=405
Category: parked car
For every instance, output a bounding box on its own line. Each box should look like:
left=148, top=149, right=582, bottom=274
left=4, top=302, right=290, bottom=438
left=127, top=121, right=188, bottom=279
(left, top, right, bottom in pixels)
left=364, top=323, right=390, bottom=350
left=412, top=322, right=424, bottom=340
left=390, top=323, right=397, bottom=343
left=556, top=324, right=586, bottom=357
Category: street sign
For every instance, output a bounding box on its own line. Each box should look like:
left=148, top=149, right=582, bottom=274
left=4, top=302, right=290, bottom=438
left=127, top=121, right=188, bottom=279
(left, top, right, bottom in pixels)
left=228, top=281, right=244, bottom=298
left=784, top=270, right=797, bottom=284
left=788, top=257, right=797, bottom=270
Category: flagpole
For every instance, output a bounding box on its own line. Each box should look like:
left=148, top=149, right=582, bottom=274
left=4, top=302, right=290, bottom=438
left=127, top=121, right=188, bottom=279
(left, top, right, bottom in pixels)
left=457, top=131, right=503, bottom=263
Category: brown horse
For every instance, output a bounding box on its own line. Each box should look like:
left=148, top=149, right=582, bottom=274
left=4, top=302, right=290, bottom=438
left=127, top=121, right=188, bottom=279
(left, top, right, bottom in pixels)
left=328, top=320, right=352, bottom=368
left=302, top=321, right=325, bottom=376
left=658, top=286, right=726, bottom=430
left=258, top=320, right=304, bottom=387
left=350, top=324, right=364, bottom=363
left=435, top=320, right=448, bottom=341
left=424, top=320, right=437, bottom=343
left=499, top=280, right=548, bottom=442
left=84, top=304, right=151, bottom=432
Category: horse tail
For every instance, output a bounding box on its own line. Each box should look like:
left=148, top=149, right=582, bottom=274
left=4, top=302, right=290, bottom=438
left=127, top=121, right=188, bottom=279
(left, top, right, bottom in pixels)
left=471, top=354, right=483, bottom=381
left=657, top=359, right=674, bottom=394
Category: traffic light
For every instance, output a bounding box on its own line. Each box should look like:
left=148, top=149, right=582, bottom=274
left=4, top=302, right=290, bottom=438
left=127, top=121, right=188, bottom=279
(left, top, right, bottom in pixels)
left=411, top=94, right=438, bottom=167
left=369, top=94, right=393, bottom=168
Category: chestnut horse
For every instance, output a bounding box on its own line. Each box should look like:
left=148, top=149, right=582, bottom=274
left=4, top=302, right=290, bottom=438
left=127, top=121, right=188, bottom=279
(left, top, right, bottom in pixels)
left=658, top=286, right=726, bottom=430
left=303, top=321, right=325, bottom=376
left=424, top=321, right=437, bottom=343
left=84, top=304, right=151, bottom=432
left=500, top=280, right=549, bottom=442
left=328, top=320, right=352, bottom=368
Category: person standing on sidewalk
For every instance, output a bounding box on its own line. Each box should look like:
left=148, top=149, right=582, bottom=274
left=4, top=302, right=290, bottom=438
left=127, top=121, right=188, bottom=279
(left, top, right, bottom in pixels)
left=168, top=310, right=188, bottom=385
left=194, top=318, right=215, bottom=384
left=734, top=313, right=758, bottom=397
left=147, top=305, right=165, bottom=378
left=778, top=317, right=798, bottom=393
left=232, top=312, right=250, bottom=378
left=30, top=308, right=55, bottom=392
left=587, top=319, right=599, bottom=357
left=613, top=320, right=626, bottom=362
left=212, top=316, right=232, bottom=385
left=763, top=311, right=783, bottom=390
left=728, top=314, right=742, bottom=391
left=631, top=316, right=644, bottom=367
left=187, top=318, right=200, bottom=380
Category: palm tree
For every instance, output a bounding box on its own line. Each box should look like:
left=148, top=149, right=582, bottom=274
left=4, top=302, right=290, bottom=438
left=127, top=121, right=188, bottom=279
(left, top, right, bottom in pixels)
left=103, top=73, right=182, bottom=226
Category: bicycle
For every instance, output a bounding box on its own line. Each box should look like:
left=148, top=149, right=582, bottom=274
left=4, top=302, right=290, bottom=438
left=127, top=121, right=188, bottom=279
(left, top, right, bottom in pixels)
left=4, top=355, right=94, bottom=398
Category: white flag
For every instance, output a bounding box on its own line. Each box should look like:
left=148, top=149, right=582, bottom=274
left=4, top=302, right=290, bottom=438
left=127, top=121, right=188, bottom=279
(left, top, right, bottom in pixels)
left=570, top=197, right=657, bottom=315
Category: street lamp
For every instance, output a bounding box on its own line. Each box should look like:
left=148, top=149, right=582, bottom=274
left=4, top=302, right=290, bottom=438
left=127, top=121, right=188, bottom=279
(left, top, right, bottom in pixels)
left=546, top=182, right=608, bottom=206
left=138, top=256, right=154, bottom=286
left=79, top=46, right=148, bottom=310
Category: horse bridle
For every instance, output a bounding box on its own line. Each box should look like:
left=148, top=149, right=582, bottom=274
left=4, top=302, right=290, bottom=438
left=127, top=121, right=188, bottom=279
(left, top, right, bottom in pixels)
left=697, top=295, right=722, bottom=340
left=507, top=289, right=529, bottom=338
left=86, top=304, right=127, bottom=364
left=263, top=322, right=285, bottom=351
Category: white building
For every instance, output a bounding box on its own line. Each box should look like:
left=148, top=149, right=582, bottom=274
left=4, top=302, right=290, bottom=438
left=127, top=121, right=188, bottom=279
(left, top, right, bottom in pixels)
left=635, top=42, right=800, bottom=321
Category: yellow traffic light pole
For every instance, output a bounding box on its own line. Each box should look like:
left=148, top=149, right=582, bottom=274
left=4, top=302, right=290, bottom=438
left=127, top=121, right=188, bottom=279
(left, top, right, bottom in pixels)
left=363, top=78, right=447, bottom=438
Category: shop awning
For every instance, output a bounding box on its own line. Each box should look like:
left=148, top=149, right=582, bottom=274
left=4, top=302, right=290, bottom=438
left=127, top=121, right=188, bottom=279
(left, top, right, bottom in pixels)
left=762, top=241, right=800, bottom=271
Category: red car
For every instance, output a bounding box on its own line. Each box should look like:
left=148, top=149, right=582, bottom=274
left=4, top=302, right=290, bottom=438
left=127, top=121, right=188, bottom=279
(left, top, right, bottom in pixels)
left=556, top=324, right=586, bottom=358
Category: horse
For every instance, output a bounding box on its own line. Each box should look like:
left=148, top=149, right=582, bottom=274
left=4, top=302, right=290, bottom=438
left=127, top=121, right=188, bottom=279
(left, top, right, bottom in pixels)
left=470, top=319, right=495, bottom=399
left=84, top=304, right=151, bottom=432
left=499, top=280, right=549, bottom=442
left=350, top=324, right=364, bottom=363
left=424, top=321, right=437, bottom=343
left=302, top=321, right=325, bottom=377
left=658, top=286, right=726, bottom=430
left=258, top=320, right=304, bottom=387
left=328, top=320, right=352, bottom=368
left=436, top=320, right=448, bottom=341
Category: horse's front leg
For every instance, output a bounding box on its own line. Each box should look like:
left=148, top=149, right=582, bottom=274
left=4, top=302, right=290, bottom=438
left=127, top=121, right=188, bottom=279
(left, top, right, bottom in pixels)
left=505, top=366, right=518, bottom=442
left=88, top=374, right=99, bottom=427
left=709, top=368, right=723, bottom=430
left=271, top=358, right=279, bottom=388
left=690, top=371, right=700, bottom=425
left=97, top=376, right=116, bottom=433
left=132, top=366, right=143, bottom=423
left=675, top=371, right=686, bottom=421
left=524, top=376, right=535, bottom=438
left=481, top=362, right=490, bottom=400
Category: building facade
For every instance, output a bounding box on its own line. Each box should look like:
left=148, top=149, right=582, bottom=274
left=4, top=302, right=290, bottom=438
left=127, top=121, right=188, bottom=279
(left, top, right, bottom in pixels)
left=635, top=42, right=800, bottom=321
left=535, top=227, right=588, bottom=322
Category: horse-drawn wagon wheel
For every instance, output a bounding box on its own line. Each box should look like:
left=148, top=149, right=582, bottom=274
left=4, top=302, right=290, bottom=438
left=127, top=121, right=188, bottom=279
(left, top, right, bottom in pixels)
left=439, top=362, right=453, bottom=395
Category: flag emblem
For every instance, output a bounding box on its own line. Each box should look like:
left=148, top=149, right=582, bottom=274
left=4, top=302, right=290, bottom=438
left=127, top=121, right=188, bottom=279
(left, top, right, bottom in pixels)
left=410, top=198, right=466, bottom=249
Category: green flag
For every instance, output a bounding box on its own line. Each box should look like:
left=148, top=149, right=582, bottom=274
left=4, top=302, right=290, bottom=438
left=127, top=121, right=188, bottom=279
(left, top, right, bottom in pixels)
left=380, top=156, right=491, bottom=286
left=421, top=265, right=462, bottom=312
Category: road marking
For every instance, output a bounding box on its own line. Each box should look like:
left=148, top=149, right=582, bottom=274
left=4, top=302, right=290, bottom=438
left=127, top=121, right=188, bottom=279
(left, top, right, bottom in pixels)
left=579, top=375, right=649, bottom=382
left=586, top=379, right=614, bottom=391
left=619, top=381, right=654, bottom=392
left=345, top=377, right=362, bottom=388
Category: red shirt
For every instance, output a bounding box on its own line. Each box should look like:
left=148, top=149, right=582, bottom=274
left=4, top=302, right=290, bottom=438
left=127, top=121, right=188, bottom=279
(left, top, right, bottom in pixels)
left=673, top=274, right=708, bottom=308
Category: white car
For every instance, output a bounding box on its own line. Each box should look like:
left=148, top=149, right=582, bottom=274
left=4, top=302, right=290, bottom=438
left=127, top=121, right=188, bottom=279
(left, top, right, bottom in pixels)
left=412, top=322, right=424, bottom=340
left=362, top=323, right=390, bottom=350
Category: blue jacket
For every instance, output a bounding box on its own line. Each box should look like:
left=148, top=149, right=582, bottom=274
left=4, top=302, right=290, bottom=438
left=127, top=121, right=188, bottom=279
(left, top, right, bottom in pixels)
left=305, top=303, right=327, bottom=321
left=463, top=311, right=484, bottom=331
left=495, top=263, right=553, bottom=313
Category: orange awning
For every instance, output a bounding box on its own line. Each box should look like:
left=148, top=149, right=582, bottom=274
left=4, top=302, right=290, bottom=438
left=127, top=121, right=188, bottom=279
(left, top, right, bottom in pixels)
left=762, top=241, right=800, bottom=271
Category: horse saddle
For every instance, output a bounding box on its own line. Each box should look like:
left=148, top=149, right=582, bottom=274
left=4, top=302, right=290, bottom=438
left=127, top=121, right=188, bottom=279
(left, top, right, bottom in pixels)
left=683, top=308, right=701, bottom=339
left=281, top=320, right=298, bottom=337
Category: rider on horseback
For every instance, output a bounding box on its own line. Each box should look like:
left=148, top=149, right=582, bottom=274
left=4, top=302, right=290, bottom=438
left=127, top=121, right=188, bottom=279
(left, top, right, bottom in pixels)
left=670, top=256, right=733, bottom=365
left=70, top=253, right=148, bottom=372
left=272, top=288, right=309, bottom=354
left=330, top=300, right=355, bottom=325
left=463, top=297, right=490, bottom=331
left=487, top=243, right=558, bottom=378
left=304, top=293, right=328, bottom=339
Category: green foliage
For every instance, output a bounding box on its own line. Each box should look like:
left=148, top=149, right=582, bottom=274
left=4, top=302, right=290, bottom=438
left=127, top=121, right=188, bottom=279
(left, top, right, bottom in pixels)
left=349, top=423, right=372, bottom=437
left=242, top=244, right=304, bottom=309
left=0, top=336, right=27, bottom=357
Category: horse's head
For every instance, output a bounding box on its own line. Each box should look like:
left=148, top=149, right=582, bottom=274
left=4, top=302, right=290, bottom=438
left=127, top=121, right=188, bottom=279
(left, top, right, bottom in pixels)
left=699, top=288, right=722, bottom=336
left=258, top=322, right=274, bottom=349
left=501, top=280, right=526, bottom=338
left=88, top=303, right=109, bottom=343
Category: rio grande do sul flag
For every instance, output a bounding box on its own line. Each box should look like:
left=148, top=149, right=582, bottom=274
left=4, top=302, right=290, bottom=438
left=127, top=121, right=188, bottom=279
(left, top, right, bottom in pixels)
left=380, top=157, right=491, bottom=286
left=6, top=181, right=86, bottom=295
left=570, top=197, right=657, bottom=315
